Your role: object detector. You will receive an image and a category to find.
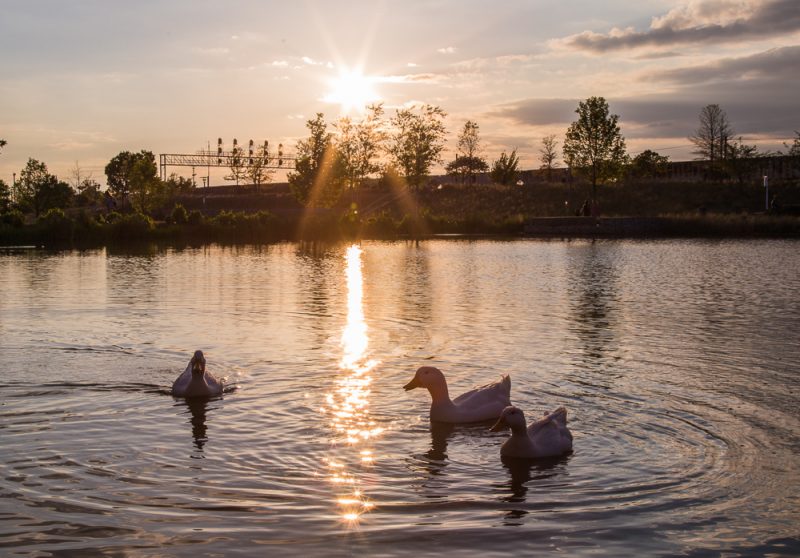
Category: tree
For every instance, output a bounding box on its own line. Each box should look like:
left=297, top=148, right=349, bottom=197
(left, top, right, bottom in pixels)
left=563, top=96, right=628, bottom=202
left=689, top=104, right=733, bottom=162
left=335, top=104, right=386, bottom=191
left=630, top=149, right=669, bottom=178
left=388, top=104, right=447, bottom=189
left=226, top=141, right=247, bottom=187
left=0, top=179, right=11, bottom=213
left=446, top=155, right=489, bottom=182
left=783, top=131, right=800, bottom=156
left=35, top=176, right=73, bottom=215
left=247, top=142, right=275, bottom=191
left=105, top=150, right=157, bottom=208
left=14, top=158, right=72, bottom=216
left=128, top=154, right=160, bottom=213
left=74, top=178, right=103, bottom=207
left=539, top=134, right=559, bottom=181
left=288, top=113, right=345, bottom=207
left=490, top=149, right=520, bottom=185
left=0, top=139, right=6, bottom=153
left=723, top=137, right=760, bottom=185
left=448, top=120, right=486, bottom=184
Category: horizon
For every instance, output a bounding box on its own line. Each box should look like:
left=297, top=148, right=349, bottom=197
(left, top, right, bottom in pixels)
left=1, top=0, right=798, bottom=187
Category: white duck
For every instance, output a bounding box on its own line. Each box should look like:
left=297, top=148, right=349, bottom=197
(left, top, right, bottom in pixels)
left=490, top=405, right=573, bottom=458
left=171, top=350, right=224, bottom=398
left=403, top=366, right=511, bottom=423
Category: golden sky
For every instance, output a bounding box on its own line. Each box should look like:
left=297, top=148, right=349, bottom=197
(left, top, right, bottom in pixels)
left=1, top=0, right=798, bottom=185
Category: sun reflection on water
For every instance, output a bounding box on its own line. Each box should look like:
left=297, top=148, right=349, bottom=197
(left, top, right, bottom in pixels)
left=322, top=244, right=381, bottom=524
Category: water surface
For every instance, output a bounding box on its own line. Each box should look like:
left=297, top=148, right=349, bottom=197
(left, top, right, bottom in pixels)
left=1, top=240, right=799, bottom=556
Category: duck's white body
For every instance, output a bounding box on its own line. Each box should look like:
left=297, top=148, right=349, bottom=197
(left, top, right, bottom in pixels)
left=172, top=350, right=224, bottom=398
left=491, top=406, right=573, bottom=458
left=404, top=366, right=511, bottom=423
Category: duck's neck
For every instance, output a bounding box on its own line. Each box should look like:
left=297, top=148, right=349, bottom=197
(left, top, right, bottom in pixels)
left=509, top=423, right=528, bottom=437
left=427, top=383, right=451, bottom=405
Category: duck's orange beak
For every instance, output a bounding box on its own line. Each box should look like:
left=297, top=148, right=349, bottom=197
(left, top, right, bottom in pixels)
left=403, top=377, right=421, bottom=391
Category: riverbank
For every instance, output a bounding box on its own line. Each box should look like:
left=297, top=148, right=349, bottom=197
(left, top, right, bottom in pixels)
left=2, top=209, right=799, bottom=248
left=3, top=179, right=800, bottom=246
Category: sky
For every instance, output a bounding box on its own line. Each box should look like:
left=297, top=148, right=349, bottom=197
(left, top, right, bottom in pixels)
left=1, top=0, right=798, bottom=186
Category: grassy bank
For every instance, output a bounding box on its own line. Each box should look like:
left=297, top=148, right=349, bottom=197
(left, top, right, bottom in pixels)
left=2, top=179, right=800, bottom=247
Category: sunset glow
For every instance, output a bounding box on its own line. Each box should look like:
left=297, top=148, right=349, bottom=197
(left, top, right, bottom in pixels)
left=323, top=69, right=381, bottom=113
left=325, top=244, right=381, bottom=524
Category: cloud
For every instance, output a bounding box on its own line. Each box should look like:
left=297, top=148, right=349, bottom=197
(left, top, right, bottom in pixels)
left=376, top=73, right=442, bottom=84
left=493, top=82, right=800, bottom=139
left=271, top=60, right=289, bottom=67
left=437, top=46, right=457, bottom=54
left=560, top=0, right=800, bottom=52
left=645, top=45, right=800, bottom=84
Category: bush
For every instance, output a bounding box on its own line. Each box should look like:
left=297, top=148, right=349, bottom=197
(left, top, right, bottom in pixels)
left=170, top=203, right=188, bottom=225
left=37, top=208, right=74, bottom=243
left=187, top=210, right=205, bottom=226
left=1, top=210, right=25, bottom=228
left=109, top=212, right=154, bottom=241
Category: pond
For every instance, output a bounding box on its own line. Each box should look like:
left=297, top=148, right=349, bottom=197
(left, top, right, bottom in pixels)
left=1, top=239, right=799, bottom=556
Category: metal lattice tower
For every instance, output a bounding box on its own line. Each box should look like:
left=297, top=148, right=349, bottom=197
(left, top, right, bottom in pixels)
left=159, top=138, right=296, bottom=183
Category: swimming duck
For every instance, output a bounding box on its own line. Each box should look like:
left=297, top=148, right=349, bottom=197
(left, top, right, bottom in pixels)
left=490, top=406, right=573, bottom=459
left=403, top=366, right=511, bottom=423
left=171, top=350, right=224, bottom=398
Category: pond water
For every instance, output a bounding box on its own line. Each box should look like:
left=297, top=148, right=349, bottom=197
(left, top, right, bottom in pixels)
left=1, top=239, right=799, bottom=557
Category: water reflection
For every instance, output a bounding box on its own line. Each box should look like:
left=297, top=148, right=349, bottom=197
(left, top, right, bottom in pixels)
left=323, top=245, right=382, bottom=523
left=498, top=455, right=569, bottom=525
left=180, top=397, right=211, bottom=455
left=568, top=241, right=620, bottom=367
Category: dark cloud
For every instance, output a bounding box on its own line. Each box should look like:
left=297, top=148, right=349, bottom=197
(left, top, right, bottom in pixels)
left=562, top=0, right=800, bottom=52
left=647, top=45, right=800, bottom=84
left=494, top=42, right=800, bottom=140
left=493, top=84, right=800, bottom=140
left=490, top=98, right=577, bottom=126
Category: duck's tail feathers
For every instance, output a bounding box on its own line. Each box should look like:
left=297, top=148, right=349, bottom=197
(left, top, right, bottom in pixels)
left=546, top=406, right=568, bottom=426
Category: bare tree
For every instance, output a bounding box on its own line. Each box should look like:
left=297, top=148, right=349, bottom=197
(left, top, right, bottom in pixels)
left=689, top=104, right=733, bottom=162
left=247, top=141, right=275, bottom=191
left=539, top=134, right=559, bottom=181
left=226, top=140, right=247, bottom=187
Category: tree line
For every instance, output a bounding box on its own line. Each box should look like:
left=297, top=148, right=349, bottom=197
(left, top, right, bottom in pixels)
left=1, top=99, right=799, bottom=221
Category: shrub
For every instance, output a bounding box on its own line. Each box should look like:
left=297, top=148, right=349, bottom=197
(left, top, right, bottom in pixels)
left=109, top=212, right=154, bottom=241
left=1, top=209, right=25, bottom=228
left=37, top=208, right=75, bottom=243
left=187, top=210, right=205, bottom=226
left=170, top=203, right=188, bottom=225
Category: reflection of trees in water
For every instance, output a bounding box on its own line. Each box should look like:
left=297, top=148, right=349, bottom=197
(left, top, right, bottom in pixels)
left=567, top=241, right=621, bottom=367
left=400, top=242, right=434, bottom=326
left=296, top=242, right=337, bottom=347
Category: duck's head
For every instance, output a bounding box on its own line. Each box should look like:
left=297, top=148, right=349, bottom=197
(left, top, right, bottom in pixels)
left=191, top=350, right=206, bottom=375
left=490, top=406, right=527, bottom=433
left=403, top=366, right=446, bottom=392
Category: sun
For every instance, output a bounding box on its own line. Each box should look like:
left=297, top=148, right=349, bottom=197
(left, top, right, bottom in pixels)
left=323, top=69, right=380, bottom=113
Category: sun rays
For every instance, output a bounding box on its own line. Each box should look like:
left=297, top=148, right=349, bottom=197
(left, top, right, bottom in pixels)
left=323, top=69, right=381, bottom=114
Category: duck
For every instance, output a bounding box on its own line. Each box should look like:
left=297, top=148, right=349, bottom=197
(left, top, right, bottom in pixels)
left=403, top=366, right=511, bottom=423
left=490, top=405, right=573, bottom=459
left=171, top=350, right=224, bottom=398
